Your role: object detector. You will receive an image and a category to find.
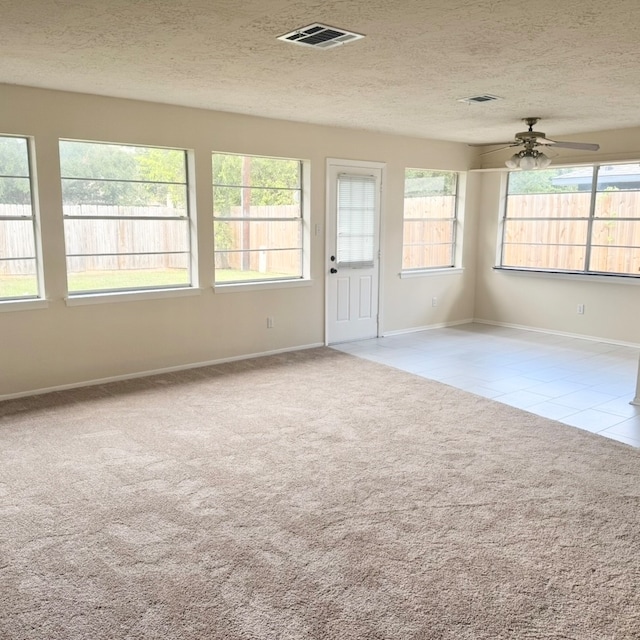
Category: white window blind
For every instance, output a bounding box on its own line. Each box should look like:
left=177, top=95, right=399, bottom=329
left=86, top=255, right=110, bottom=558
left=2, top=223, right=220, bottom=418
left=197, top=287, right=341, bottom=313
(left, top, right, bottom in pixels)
left=336, top=173, right=376, bottom=267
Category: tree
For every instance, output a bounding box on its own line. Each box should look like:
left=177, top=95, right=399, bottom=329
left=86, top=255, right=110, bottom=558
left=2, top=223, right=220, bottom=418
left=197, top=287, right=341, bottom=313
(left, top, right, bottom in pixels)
left=135, top=147, right=186, bottom=208
left=0, top=137, right=32, bottom=205
left=404, top=168, right=456, bottom=197
left=212, top=154, right=300, bottom=212
left=212, top=154, right=301, bottom=269
left=59, top=141, right=143, bottom=205
left=507, top=167, right=580, bottom=195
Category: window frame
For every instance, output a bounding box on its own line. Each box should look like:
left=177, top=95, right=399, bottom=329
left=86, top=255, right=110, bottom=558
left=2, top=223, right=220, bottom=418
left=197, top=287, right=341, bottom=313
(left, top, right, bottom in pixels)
left=0, top=134, right=43, bottom=304
left=212, top=152, right=308, bottom=287
left=499, top=161, right=640, bottom=279
left=59, top=139, right=196, bottom=297
left=401, top=168, right=461, bottom=274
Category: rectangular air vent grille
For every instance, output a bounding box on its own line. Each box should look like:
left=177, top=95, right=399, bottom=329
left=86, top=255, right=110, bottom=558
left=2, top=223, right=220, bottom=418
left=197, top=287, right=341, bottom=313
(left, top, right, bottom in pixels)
left=457, top=94, right=503, bottom=104
left=278, top=23, right=365, bottom=49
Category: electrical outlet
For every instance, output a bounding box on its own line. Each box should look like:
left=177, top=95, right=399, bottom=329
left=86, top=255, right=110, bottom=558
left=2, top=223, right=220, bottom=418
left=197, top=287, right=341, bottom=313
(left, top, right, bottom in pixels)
left=267, top=316, right=274, bottom=328
left=577, top=304, right=585, bottom=315
left=432, top=297, right=438, bottom=307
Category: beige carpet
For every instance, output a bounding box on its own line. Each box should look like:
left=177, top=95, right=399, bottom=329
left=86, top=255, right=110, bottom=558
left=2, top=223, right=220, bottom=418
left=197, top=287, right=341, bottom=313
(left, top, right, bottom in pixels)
left=1, top=347, right=639, bottom=639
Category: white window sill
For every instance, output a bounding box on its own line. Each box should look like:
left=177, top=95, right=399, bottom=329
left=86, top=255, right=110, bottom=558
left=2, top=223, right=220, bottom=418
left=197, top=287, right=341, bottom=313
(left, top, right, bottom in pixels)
left=400, top=267, right=464, bottom=278
left=214, top=278, right=311, bottom=293
left=493, top=267, right=640, bottom=285
left=0, top=298, right=49, bottom=312
left=66, top=287, right=202, bottom=306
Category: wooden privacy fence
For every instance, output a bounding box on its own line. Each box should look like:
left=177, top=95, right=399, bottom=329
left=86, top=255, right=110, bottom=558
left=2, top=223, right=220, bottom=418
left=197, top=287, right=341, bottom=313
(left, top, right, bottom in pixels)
left=403, top=195, right=456, bottom=219
left=0, top=204, right=38, bottom=274
left=0, top=204, right=303, bottom=275
left=214, top=204, right=300, bottom=275
left=506, top=191, right=640, bottom=218
left=2, top=192, right=640, bottom=275
left=504, top=191, right=640, bottom=273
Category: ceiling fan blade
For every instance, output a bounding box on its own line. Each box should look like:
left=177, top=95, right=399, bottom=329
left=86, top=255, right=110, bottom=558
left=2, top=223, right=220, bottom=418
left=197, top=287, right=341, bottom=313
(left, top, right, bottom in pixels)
left=479, top=145, right=517, bottom=156
left=467, top=141, right=514, bottom=147
left=538, top=138, right=600, bottom=151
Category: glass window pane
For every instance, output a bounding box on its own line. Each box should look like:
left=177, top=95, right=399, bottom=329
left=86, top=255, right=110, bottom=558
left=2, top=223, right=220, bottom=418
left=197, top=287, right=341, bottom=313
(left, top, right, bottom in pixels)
left=403, top=219, right=454, bottom=245
left=405, top=169, right=456, bottom=196
left=503, top=220, right=589, bottom=246
left=591, top=220, right=640, bottom=247
left=594, top=190, right=640, bottom=219
left=64, top=218, right=190, bottom=255
left=215, top=249, right=301, bottom=281
left=502, top=244, right=586, bottom=271
left=0, top=137, right=30, bottom=177
left=0, top=220, right=36, bottom=258
left=503, top=163, right=640, bottom=277
left=403, top=244, right=454, bottom=270
left=402, top=169, right=458, bottom=272
left=213, top=153, right=304, bottom=284
left=213, top=185, right=240, bottom=217
left=60, top=140, right=191, bottom=293
left=0, top=177, right=33, bottom=207
left=589, top=247, right=640, bottom=275
left=505, top=192, right=591, bottom=219
left=0, top=136, right=39, bottom=300
left=213, top=154, right=300, bottom=189
left=507, top=168, right=594, bottom=195
left=337, top=174, right=376, bottom=266
left=0, top=260, right=38, bottom=298
left=214, top=220, right=301, bottom=253
left=213, top=186, right=300, bottom=218
left=67, top=255, right=190, bottom=293
left=404, top=194, right=455, bottom=220
left=596, top=164, right=640, bottom=192
left=60, top=142, right=186, bottom=182
left=62, top=180, right=188, bottom=212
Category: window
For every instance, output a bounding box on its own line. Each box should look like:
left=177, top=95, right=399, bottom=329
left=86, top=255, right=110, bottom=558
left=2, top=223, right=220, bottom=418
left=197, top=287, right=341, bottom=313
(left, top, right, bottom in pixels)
left=213, top=153, right=303, bottom=283
left=402, top=169, right=459, bottom=270
left=59, top=141, right=192, bottom=294
left=336, top=173, right=376, bottom=267
left=0, top=136, right=40, bottom=301
left=501, top=163, right=640, bottom=276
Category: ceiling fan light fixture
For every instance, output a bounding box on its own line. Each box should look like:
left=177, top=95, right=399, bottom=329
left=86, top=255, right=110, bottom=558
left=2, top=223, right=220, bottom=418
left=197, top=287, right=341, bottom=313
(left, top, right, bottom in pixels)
left=536, top=152, right=552, bottom=169
left=518, top=153, right=537, bottom=171
left=505, top=149, right=553, bottom=171
left=505, top=154, right=520, bottom=169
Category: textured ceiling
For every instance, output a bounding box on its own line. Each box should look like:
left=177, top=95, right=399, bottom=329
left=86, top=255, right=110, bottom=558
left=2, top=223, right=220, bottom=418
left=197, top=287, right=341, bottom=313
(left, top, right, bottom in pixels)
left=2, top=0, right=640, bottom=144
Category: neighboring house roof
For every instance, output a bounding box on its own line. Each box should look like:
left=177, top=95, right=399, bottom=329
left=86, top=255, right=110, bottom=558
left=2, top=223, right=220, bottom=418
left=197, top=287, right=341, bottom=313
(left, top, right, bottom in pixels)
left=552, top=164, right=640, bottom=189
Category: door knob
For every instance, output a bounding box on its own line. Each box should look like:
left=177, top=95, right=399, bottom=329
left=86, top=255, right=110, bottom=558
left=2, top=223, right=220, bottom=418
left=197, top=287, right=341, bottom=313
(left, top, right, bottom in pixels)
left=330, top=268, right=338, bottom=274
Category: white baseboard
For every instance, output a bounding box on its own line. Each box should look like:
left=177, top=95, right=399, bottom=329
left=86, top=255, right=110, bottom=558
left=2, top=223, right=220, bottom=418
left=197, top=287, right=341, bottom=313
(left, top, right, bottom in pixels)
left=1, top=342, right=325, bottom=402
left=473, top=318, right=640, bottom=349
left=381, top=318, right=474, bottom=337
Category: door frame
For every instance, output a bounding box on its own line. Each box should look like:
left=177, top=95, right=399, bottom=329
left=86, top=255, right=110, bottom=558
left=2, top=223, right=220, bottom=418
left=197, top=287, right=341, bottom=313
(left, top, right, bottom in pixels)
left=324, top=158, right=386, bottom=345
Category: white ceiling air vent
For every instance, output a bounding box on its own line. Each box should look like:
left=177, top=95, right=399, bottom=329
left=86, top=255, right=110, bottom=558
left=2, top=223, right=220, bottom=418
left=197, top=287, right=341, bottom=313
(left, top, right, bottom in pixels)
left=457, top=94, right=503, bottom=104
left=278, top=23, right=365, bottom=49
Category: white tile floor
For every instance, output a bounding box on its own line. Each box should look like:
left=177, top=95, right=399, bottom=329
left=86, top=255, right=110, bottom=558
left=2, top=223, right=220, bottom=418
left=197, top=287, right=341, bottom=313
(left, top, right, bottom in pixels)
left=331, top=323, right=640, bottom=448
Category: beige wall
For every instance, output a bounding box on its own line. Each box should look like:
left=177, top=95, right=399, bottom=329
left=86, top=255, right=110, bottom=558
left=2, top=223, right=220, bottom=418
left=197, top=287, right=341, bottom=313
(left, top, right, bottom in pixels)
left=0, top=85, right=478, bottom=397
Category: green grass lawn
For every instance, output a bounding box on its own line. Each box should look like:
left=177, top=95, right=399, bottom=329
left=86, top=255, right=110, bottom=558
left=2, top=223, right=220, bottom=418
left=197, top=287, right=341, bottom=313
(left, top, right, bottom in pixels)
left=1, top=268, right=294, bottom=298
left=0, top=275, right=38, bottom=298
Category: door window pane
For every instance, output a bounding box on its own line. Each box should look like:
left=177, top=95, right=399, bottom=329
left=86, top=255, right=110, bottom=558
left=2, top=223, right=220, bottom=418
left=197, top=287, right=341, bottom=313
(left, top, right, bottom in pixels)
left=336, top=174, right=376, bottom=267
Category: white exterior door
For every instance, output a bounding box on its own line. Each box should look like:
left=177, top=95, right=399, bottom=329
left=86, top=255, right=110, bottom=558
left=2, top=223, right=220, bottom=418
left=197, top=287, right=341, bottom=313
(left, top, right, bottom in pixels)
left=326, top=160, right=383, bottom=344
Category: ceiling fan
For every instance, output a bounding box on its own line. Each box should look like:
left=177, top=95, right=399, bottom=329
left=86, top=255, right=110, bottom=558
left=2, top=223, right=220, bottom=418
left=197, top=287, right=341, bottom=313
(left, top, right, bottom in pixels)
left=470, top=118, right=600, bottom=170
